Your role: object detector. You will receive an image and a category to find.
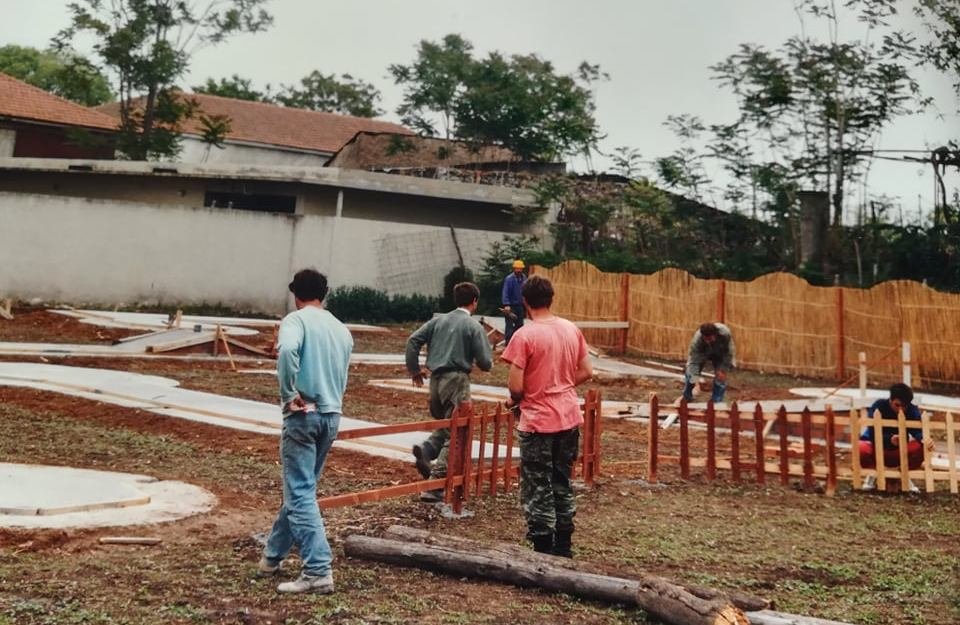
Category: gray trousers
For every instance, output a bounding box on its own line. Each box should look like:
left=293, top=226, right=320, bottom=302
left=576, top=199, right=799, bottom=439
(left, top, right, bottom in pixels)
left=423, top=371, right=471, bottom=478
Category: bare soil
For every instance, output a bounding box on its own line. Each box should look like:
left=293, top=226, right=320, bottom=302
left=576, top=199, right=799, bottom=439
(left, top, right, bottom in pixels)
left=0, top=311, right=958, bottom=625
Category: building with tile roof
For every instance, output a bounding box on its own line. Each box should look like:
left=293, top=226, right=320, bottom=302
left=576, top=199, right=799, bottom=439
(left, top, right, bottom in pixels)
left=97, top=93, right=412, bottom=166
left=0, top=72, right=117, bottom=159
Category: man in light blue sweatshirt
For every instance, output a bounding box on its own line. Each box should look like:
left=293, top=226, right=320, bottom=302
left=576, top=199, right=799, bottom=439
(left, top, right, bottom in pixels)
left=257, top=269, right=353, bottom=594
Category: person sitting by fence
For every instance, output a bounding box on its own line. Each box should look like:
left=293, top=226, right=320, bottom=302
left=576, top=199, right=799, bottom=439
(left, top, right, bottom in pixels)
left=860, top=383, right=934, bottom=493
left=678, top=322, right=735, bottom=404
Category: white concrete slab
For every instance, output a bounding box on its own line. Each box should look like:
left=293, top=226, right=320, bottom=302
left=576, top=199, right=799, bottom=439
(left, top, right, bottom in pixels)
left=0, top=463, right=215, bottom=529
left=790, top=387, right=960, bottom=412
left=0, top=340, right=266, bottom=362
left=0, top=363, right=512, bottom=463
left=50, top=309, right=387, bottom=333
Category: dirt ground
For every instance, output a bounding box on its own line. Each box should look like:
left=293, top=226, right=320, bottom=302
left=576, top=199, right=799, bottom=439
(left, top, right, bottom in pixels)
left=0, top=307, right=958, bottom=625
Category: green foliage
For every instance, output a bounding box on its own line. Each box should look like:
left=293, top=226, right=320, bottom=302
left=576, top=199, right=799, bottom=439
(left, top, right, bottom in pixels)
left=442, top=265, right=475, bottom=310
left=193, top=74, right=270, bottom=101
left=915, top=0, right=960, bottom=102
left=54, top=0, right=272, bottom=160
left=0, top=44, right=113, bottom=106
left=390, top=34, right=604, bottom=160
left=276, top=71, right=383, bottom=117
left=327, top=286, right=438, bottom=323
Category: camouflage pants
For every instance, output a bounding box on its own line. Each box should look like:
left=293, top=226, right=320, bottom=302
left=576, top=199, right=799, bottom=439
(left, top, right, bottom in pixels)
left=422, top=371, right=471, bottom=478
left=519, top=427, right=579, bottom=540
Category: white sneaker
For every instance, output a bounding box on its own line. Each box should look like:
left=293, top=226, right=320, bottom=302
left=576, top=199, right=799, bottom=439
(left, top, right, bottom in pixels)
left=862, top=475, right=877, bottom=491
left=908, top=479, right=921, bottom=494
left=277, top=573, right=334, bottom=594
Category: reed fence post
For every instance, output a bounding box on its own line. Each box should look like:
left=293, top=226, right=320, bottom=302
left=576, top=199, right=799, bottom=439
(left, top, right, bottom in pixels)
left=619, top=273, right=630, bottom=354
left=835, top=288, right=845, bottom=380
left=716, top=279, right=726, bottom=323
left=648, top=394, right=659, bottom=483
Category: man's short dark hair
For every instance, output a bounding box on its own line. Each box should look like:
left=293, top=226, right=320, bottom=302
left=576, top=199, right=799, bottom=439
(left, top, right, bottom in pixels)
left=889, top=382, right=914, bottom=405
left=522, top=275, right=554, bottom=309
left=453, top=282, right=480, bottom=308
left=288, top=268, right=328, bottom=302
left=699, top=322, right=719, bottom=337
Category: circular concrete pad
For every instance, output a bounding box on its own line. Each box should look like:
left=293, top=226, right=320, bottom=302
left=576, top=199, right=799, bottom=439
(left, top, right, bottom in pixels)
left=0, top=463, right=216, bottom=529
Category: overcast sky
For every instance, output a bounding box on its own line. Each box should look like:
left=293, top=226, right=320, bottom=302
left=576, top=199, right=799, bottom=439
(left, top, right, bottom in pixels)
left=1, top=0, right=957, bottom=222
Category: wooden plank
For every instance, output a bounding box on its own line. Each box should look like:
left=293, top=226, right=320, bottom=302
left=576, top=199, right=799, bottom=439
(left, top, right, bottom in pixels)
left=872, top=410, right=886, bottom=492
left=716, top=279, right=726, bottom=323
left=947, top=412, right=958, bottom=494
left=802, top=408, right=814, bottom=490
left=461, top=408, right=475, bottom=507
left=922, top=412, right=934, bottom=493
left=679, top=399, right=690, bottom=480
left=572, top=321, right=630, bottom=329
left=321, top=477, right=449, bottom=509
left=145, top=332, right=218, bottom=353
left=98, top=537, right=162, bottom=546
left=825, top=406, right=837, bottom=497
left=490, top=405, right=503, bottom=496
left=730, top=401, right=741, bottom=482
left=504, top=405, right=516, bottom=492
left=754, top=404, right=765, bottom=485
left=778, top=406, right=789, bottom=486
left=475, top=405, right=488, bottom=494
left=224, top=336, right=274, bottom=358
left=705, top=402, right=716, bottom=481
left=592, top=390, right=602, bottom=480
left=897, top=409, right=910, bottom=492
left=338, top=418, right=452, bottom=440
left=850, top=408, right=862, bottom=489
left=648, top=394, right=659, bottom=483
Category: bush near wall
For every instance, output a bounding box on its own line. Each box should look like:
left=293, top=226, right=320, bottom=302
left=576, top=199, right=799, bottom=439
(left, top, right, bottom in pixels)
left=327, top=286, right=439, bottom=323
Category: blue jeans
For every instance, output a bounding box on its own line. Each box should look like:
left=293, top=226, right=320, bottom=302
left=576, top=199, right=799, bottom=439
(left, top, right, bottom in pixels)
left=682, top=363, right=727, bottom=403
left=263, top=410, right=340, bottom=577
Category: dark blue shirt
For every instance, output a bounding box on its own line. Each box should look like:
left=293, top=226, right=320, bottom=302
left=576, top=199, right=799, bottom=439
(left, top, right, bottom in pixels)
left=860, top=398, right=923, bottom=449
left=502, top=272, right=526, bottom=306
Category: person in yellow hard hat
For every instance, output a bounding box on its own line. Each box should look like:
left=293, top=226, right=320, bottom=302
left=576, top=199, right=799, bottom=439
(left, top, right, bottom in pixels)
left=501, top=259, right=527, bottom=345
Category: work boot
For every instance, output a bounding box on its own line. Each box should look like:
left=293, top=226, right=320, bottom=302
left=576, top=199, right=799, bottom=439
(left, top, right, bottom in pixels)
left=255, top=557, right=281, bottom=578
left=531, top=534, right=554, bottom=554
left=419, top=488, right=444, bottom=503
left=412, top=444, right=433, bottom=479
left=552, top=529, right=573, bottom=558
left=277, top=573, right=334, bottom=594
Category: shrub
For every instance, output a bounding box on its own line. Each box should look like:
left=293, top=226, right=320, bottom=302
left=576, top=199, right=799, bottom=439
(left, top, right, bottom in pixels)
left=442, top=265, right=475, bottom=310
left=327, top=285, right=439, bottom=323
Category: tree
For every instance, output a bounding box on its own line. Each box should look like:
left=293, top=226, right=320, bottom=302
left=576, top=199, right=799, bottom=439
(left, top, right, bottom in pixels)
left=915, top=0, right=960, bottom=101
left=389, top=34, right=474, bottom=138
left=0, top=44, right=112, bottom=106
left=708, top=1, right=924, bottom=226
left=390, top=34, right=604, bottom=160
left=275, top=71, right=382, bottom=117
left=54, top=0, right=272, bottom=160
left=455, top=53, right=604, bottom=161
left=193, top=74, right=271, bottom=101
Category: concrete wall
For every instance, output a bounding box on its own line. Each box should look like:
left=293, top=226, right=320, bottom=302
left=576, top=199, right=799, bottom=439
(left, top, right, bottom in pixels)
left=0, top=192, right=526, bottom=313
left=178, top=136, right=330, bottom=167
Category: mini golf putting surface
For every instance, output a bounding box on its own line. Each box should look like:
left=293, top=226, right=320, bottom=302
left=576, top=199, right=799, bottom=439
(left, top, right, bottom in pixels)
left=0, top=463, right=216, bottom=529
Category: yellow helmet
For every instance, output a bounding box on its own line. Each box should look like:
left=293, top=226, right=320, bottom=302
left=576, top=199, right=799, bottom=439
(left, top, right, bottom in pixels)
left=512, top=259, right=525, bottom=270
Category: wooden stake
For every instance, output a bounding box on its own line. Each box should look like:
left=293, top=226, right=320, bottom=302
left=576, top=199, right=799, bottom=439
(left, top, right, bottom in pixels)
left=730, top=401, right=741, bottom=482
left=648, top=393, right=659, bottom=483
left=753, top=404, right=765, bottom=485
left=897, top=408, right=910, bottom=492
left=778, top=406, right=789, bottom=486
left=802, top=408, right=814, bottom=490
left=706, top=401, right=716, bottom=481
left=825, top=406, right=837, bottom=497
left=98, top=537, right=162, bottom=546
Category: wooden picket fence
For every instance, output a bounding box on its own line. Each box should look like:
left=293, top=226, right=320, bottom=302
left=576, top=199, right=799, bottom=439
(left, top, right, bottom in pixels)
left=320, top=390, right=603, bottom=513
left=644, top=396, right=960, bottom=495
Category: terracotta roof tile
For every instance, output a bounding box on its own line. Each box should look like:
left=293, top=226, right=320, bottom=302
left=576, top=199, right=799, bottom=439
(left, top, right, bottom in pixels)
left=98, top=92, right=412, bottom=153
left=0, top=72, right=118, bottom=131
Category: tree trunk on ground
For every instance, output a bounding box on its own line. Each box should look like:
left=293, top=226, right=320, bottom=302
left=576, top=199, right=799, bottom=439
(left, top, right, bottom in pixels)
left=344, top=526, right=749, bottom=625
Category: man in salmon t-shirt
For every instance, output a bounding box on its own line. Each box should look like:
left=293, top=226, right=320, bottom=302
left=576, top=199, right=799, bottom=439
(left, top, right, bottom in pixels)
left=501, top=275, right=593, bottom=558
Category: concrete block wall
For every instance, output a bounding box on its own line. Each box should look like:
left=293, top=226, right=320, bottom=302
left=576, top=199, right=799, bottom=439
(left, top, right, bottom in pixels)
left=0, top=192, right=513, bottom=314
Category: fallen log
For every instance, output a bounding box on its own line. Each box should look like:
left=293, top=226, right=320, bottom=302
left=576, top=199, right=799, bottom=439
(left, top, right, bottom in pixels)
left=382, top=525, right=769, bottom=612
left=345, top=529, right=747, bottom=625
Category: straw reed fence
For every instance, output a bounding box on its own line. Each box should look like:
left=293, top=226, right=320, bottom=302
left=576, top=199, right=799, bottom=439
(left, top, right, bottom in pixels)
left=533, top=260, right=960, bottom=386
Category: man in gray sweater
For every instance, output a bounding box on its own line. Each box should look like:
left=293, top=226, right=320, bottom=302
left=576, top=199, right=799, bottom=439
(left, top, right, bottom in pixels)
left=405, top=282, right=493, bottom=501
left=681, top=322, right=735, bottom=404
